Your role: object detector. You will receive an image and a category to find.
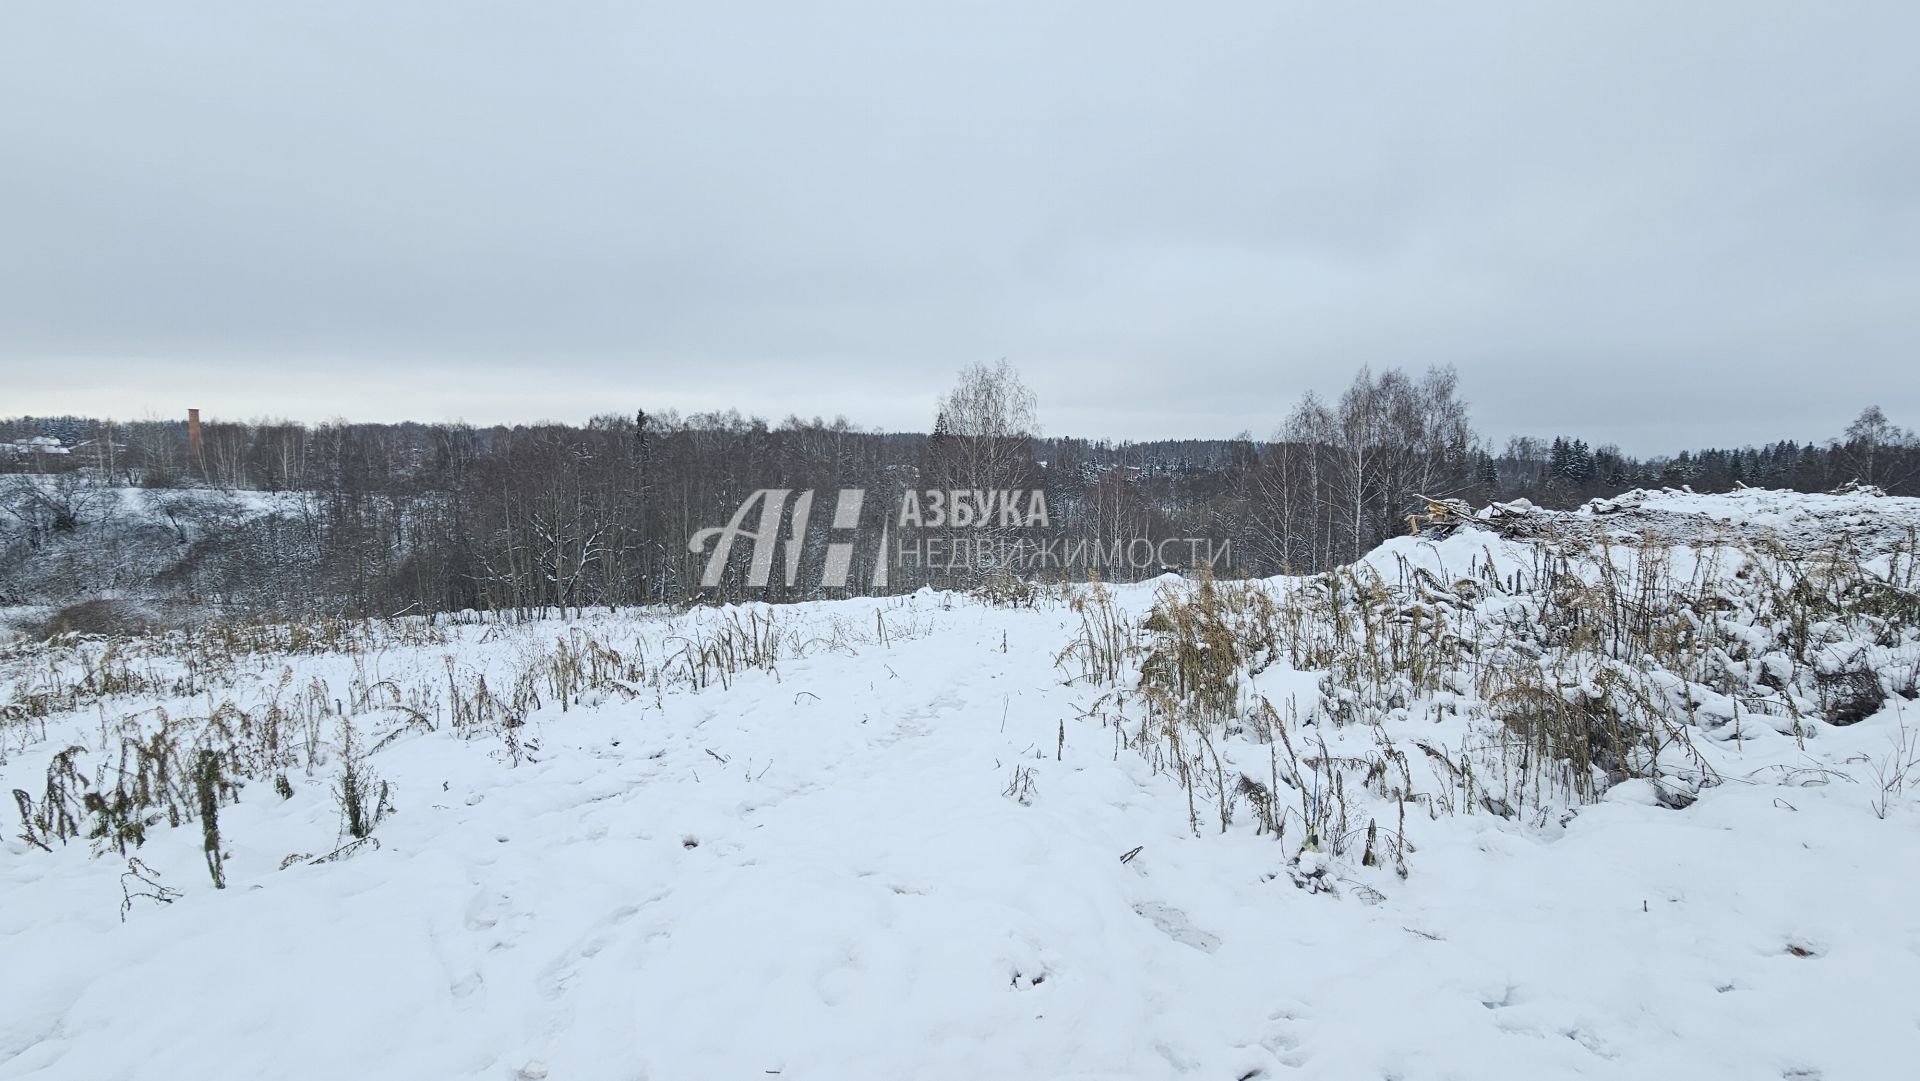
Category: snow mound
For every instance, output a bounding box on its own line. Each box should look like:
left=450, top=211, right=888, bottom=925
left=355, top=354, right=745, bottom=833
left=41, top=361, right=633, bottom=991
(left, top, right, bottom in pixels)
left=1472, top=484, right=1920, bottom=557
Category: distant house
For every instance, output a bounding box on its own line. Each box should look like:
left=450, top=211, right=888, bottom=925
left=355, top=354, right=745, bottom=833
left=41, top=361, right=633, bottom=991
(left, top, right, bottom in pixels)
left=0, top=436, right=72, bottom=458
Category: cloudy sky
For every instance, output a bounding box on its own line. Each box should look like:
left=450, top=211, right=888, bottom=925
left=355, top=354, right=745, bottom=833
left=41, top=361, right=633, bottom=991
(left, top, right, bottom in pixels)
left=2, top=2, right=1915, bottom=453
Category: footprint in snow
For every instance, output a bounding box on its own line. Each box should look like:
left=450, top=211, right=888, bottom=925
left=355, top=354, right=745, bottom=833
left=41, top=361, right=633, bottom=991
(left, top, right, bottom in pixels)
left=1261, top=1003, right=1311, bottom=1069
left=536, top=904, right=644, bottom=1001
left=1131, top=901, right=1221, bottom=953
left=449, top=970, right=483, bottom=1001
left=1008, top=967, right=1049, bottom=990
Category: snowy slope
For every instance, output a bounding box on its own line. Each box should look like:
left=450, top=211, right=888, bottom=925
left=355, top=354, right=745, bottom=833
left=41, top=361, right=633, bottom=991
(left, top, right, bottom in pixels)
left=4, top=491, right=1920, bottom=1080
left=0, top=480, right=307, bottom=609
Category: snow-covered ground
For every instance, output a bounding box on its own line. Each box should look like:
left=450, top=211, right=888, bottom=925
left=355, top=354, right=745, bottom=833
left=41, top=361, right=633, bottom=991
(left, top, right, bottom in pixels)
left=4, top=490, right=1920, bottom=1080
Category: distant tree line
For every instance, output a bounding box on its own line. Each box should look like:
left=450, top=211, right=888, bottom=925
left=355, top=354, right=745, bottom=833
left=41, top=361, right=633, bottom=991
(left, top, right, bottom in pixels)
left=2, top=366, right=1913, bottom=618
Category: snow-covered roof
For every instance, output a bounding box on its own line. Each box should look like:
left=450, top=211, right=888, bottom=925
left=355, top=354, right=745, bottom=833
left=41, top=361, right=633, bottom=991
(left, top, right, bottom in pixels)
left=5, top=436, right=70, bottom=454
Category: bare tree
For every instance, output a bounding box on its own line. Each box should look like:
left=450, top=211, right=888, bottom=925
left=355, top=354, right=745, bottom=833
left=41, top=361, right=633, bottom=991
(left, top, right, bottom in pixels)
left=1839, top=406, right=1916, bottom=490
left=1255, top=366, right=1475, bottom=566
left=928, top=360, right=1040, bottom=488
left=920, top=361, right=1041, bottom=582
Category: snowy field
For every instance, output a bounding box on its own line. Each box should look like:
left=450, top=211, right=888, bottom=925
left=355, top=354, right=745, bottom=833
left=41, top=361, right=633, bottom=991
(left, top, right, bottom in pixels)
left=4, top=490, right=1920, bottom=1080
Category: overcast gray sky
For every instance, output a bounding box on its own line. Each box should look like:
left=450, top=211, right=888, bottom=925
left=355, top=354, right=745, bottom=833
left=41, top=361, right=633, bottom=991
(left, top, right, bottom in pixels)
left=2, top=1, right=1915, bottom=454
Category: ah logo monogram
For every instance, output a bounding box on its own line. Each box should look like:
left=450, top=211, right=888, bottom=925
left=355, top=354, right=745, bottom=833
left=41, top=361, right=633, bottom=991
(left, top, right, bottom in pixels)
left=688, top=489, right=886, bottom=589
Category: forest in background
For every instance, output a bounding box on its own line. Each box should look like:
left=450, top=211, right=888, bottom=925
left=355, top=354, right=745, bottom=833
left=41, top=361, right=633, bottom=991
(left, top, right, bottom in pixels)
left=3, top=363, right=1915, bottom=620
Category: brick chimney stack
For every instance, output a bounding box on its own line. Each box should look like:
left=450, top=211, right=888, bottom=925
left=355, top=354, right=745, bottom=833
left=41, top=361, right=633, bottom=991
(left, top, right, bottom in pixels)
left=188, top=408, right=203, bottom=461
